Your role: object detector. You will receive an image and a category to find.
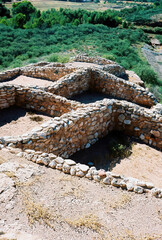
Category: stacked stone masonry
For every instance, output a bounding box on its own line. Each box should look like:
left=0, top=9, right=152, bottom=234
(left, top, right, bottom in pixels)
left=0, top=55, right=162, bottom=198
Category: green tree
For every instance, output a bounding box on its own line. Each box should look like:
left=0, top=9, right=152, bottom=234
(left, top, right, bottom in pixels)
left=0, top=3, right=10, bottom=17
left=12, top=1, right=37, bottom=21
left=12, top=13, right=26, bottom=28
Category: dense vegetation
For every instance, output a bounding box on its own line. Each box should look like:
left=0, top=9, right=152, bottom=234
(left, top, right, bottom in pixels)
left=119, top=2, right=162, bottom=26
left=0, top=23, right=148, bottom=69
left=0, top=1, right=161, bottom=101
left=1, top=0, right=161, bottom=29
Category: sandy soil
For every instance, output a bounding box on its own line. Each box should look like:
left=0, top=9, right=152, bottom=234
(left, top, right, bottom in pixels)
left=5, top=75, right=54, bottom=87
left=0, top=149, right=162, bottom=240
left=112, top=143, right=162, bottom=188
left=0, top=107, right=53, bottom=137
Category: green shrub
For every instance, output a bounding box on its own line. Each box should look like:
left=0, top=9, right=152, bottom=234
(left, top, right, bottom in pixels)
left=47, top=54, right=59, bottom=62
left=135, top=65, right=159, bottom=85
left=102, top=54, right=116, bottom=61
left=47, top=53, right=69, bottom=63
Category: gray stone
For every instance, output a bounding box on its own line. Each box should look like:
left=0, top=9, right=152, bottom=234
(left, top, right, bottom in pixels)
left=17, top=152, right=24, bottom=157
left=140, top=134, right=145, bottom=140
left=70, top=167, right=76, bottom=176
left=85, top=143, right=91, bottom=149
left=145, top=182, right=154, bottom=189
left=93, top=175, right=101, bottom=182
left=103, top=177, right=112, bottom=185
left=55, top=157, right=64, bottom=164
left=126, top=183, right=134, bottom=191
left=56, top=163, right=63, bottom=170
left=64, top=159, right=76, bottom=166
left=79, top=164, right=89, bottom=173
left=134, top=186, right=144, bottom=194
left=119, top=180, right=127, bottom=189
left=49, top=160, right=56, bottom=169
left=111, top=179, right=120, bottom=187
left=62, top=163, right=71, bottom=174
left=76, top=171, right=85, bottom=177
left=124, top=120, right=131, bottom=125
left=85, top=172, right=92, bottom=180
left=118, top=114, right=125, bottom=122
left=151, top=188, right=162, bottom=198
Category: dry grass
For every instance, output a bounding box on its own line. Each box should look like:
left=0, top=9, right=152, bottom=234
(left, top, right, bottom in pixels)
left=66, top=214, right=103, bottom=233
left=97, top=228, right=160, bottom=240
left=109, top=193, right=131, bottom=209
left=22, top=191, right=57, bottom=229
left=3, top=171, right=16, bottom=180
left=0, top=156, right=5, bottom=165
left=29, top=116, right=43, bottom=122
left=101, top=192, right=132, bottom=212
left=56, top=174, right=85, bottom=199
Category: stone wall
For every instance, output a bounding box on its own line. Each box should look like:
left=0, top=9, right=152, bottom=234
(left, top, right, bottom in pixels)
left=20, top=65, right=76, bottom=82
left=15, top=86, right=80, bottom=117
left=0, top=68, right=20, bottom=82
left=0, top=85, right=15, bottom=109
left=90, top=69, right=157, bottom=107
left=46, top=69, right=90, bottom=97
left=1, top=99, right=161, bottom=153
left=73, top=55, right=115, bottom=65
left=46, top=68, right=157, bottom=108
left=0, top=63, right=76, bottom=82
left=0, top=83, right=80, bottom=116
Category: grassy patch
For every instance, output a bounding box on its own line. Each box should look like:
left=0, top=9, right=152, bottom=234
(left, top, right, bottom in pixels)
left=66, top=214, right=103, bottom=233
left=29, top=116, right=43, bottom=122
left=47, top=53, right=70, bottom=63
left=23, top=191, right=56, bottom=228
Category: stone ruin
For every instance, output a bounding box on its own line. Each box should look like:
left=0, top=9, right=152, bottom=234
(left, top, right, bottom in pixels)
left=0, top=55, right=162, bottom=197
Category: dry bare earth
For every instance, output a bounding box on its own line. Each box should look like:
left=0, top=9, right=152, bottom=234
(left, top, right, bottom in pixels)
left=0, top=106, right=53, bottom=137
left=0, top=147, right=162, bottom=240
left=5, top=0, right=124, bottom=11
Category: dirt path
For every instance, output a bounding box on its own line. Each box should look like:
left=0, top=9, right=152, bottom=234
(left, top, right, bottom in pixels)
left=142, top=44, right=162, bottom=80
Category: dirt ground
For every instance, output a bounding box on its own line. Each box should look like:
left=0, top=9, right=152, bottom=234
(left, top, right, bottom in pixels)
left=0, top=107, right=53, bottom=137
left=112, top=143, right=162, bottom=188
left=0, top=149, right=162, bottom=240
left=5, top=75, right=54, bottom=87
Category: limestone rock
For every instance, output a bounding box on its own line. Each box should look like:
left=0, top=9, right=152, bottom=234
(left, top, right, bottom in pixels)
left=134, top=186, right=144, bottom=194
left=49, top=160, right=56, bottom=169
left=64, top=159, right=76, bottom=166
left=103, top=177, right=112, bottom=185
left=79, top=164, right=89, bottom=173
left=126, top=183, right=134, bottom=191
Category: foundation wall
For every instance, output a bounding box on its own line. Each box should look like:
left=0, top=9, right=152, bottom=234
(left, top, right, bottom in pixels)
left=0, top=63, right=76, bottom=82
left=0, top=85, right=16, bottom=109
left=73, top=55, right=115, bottom=65
left=20, top=66, right=76, bottom=82
left=1, top=99, right=161, bottom=154
left=91, top=69, right=157, bottom=107
left=46, top=69, right=90, bottom=97
left=46, top=69, right=157, bottom=108
left=15, top=86, right=79, bottom=117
